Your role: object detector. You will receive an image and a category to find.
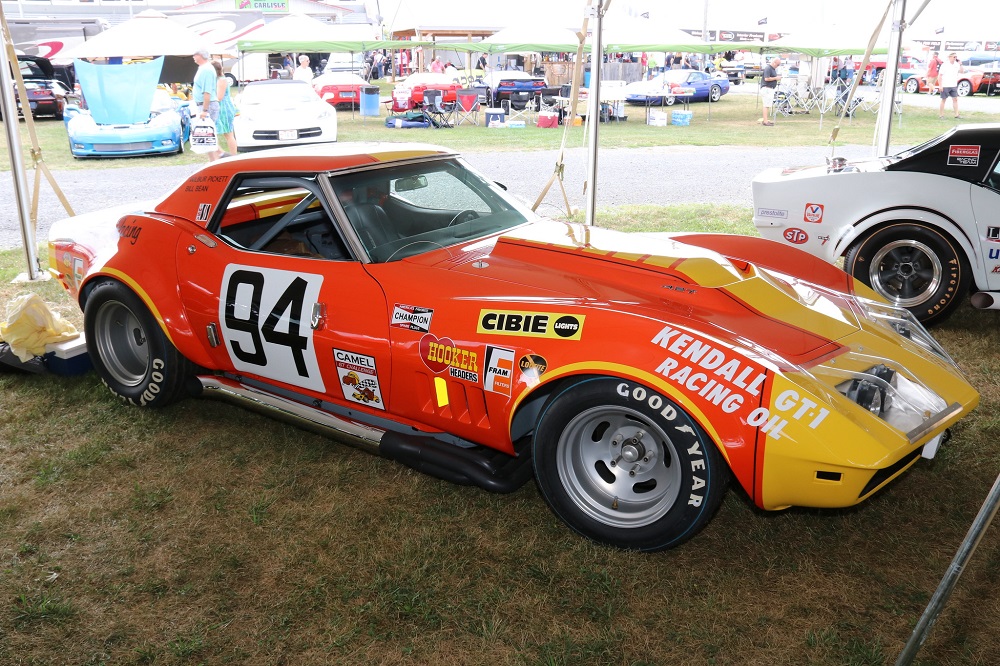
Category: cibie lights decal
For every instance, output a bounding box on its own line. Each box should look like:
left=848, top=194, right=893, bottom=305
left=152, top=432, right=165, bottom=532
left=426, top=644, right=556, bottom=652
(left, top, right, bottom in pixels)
left=477, top=310, right=584, bottom=340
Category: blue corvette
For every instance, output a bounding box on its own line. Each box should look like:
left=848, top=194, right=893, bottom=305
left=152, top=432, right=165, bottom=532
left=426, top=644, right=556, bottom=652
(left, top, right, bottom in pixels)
left=624, top=70, right=730, bottom=105
left=66, top=89, right=188, bottom=158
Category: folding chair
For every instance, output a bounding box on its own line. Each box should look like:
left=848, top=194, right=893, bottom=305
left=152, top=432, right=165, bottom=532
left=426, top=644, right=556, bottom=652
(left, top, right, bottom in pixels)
left=384, top=87, right=413, bottom=114
left=423, top=89, right=455, bottom=128
left=455, top=89, right=480, bottom=126
left=503, top=91, right=534, bottom=123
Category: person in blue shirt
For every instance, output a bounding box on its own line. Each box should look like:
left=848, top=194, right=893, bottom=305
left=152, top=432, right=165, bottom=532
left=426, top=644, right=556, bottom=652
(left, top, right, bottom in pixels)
left=192, top=49, right=222, bottom=161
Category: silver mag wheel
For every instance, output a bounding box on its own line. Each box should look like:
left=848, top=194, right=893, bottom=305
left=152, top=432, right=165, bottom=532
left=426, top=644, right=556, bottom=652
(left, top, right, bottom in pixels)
left=845, top=222, right=970, bottom=325
left=533, top=377, right=727, bottom=551
left=84, top=280, right=194, bottom=407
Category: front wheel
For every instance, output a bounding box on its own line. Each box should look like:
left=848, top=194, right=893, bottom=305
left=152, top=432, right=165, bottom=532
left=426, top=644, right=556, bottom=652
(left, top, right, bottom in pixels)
left=844, top=222, right=970, bottom=325
left=84, top=280, right=194, bottom=407
left=533, top=378, right=727, bottom=551
left=709, top=84, right=722, bottom=102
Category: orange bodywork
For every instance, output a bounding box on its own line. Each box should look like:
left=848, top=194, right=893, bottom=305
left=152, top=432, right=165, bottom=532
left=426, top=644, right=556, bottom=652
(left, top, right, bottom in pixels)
left=48, top=143, right=979, bottom=513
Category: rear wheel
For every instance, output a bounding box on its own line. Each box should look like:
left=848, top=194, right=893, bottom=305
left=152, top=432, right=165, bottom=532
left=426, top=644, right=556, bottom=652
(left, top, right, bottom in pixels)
left=663, top=95, right=676, bottom=106
left=533, top=377, right=727, bottom=551
left=84, top=280, right=194, bottom=407
left=957, top=79, right=972, bottom=96
left=905, top=77, right=920, bottom=94
left=845, top=222, right=969, bottom=325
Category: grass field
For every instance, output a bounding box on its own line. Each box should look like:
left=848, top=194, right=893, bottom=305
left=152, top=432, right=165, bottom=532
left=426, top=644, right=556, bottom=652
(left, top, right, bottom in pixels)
left=1, top=202, right=999, bottom=665
left=2, top=90, right=996, bottom=172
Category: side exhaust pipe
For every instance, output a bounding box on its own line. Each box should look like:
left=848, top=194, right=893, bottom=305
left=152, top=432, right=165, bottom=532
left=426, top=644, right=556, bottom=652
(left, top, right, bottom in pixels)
left=970, top=291, right=1000, bottom=310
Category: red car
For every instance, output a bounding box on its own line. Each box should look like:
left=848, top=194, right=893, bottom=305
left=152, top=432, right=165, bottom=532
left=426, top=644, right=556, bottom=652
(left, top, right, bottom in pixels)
left=976, top=66, right=1000, bottom=94
left=13, top=55, right=68, bottom=119
left=903, top=68, right=985, bottom=96
left=312, top=72, right=370, bottom=108
left=396, top=73, right=458, bottom=105
left=46, top=143, right=978, bottom=552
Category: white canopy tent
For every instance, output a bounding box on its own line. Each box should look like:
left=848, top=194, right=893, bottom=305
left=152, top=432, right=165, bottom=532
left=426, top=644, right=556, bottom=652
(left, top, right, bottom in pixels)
left=59, top=9, right=209, bottom=59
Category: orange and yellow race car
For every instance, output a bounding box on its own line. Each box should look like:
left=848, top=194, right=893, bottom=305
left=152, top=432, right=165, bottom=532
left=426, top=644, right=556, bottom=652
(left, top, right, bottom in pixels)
left=49, top=143, right=979, bottom=551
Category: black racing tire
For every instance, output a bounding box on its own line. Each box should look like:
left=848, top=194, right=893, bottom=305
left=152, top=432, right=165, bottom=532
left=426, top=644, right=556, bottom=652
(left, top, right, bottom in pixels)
left=709, top=84, right=722, bottom=102
left=84, top=280, right=194, bottom=407
left=844, top=222, right=970, bottom=326
left=533, top=377, right=728, bottom=551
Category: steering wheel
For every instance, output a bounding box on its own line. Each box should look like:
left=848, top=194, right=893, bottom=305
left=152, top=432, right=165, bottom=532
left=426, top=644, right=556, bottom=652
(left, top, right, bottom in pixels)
left=447, top=209, right=480, bottom=227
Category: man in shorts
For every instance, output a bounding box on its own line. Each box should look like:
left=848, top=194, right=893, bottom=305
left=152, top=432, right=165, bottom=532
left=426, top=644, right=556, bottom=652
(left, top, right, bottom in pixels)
left=938, top=52, right=965, bottom=119
left=925, top=51, right=942, bottom=94
left=192, top=49, right=222, bottom=161
left=760, top=57, right=781, bottom=126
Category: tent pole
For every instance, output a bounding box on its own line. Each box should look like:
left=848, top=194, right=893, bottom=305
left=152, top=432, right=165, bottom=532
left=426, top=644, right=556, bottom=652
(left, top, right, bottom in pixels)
left=0, top=4, right=42, bottom=281
left=530, top=0, right=593, bottom=216
left=584, top=0, right=609, bottom=228
left=895, top=470, right=1000, bottom=665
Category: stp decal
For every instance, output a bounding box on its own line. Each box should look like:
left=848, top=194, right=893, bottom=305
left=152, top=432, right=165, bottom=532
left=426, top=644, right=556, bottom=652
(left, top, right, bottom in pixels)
left=783, top=228, right=809, bottom=244
left=803, top=203, right=824, bottom=223
left=334, top=348, right=385, bottom=409
left=419, top=333, right=479, bottom=383
left=220, top=265, right=325, bottom=392
left=484, top=346, right=515, bottom=396
left=947, top=145, right=980, bottom=167
left=477, top=310, right=584, bottom=340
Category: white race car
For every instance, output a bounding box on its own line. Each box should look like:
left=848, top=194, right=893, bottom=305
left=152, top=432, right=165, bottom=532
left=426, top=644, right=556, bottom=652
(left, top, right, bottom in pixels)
left=752, top=124, right=1000, bottom=324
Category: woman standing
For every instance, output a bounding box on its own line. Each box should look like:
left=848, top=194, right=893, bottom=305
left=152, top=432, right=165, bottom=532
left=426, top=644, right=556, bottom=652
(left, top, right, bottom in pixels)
left=212, top=60, right=238, bottom=156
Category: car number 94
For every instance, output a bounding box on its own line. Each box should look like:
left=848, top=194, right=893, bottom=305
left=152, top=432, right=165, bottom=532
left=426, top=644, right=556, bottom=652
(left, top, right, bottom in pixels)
left=220, top=265, right=326, bottom=392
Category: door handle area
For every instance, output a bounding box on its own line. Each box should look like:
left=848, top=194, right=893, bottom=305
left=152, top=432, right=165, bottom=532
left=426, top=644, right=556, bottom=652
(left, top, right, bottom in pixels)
left=310, top=302, right=327, bottom=330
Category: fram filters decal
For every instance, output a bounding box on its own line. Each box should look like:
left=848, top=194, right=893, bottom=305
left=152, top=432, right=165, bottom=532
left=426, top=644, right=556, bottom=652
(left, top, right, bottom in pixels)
left=391, top=304, right=433, bottom=332
left=803, top=203, right=824, bottom=223
left=477, top=310, right=584, bottom=340
left=947, top=144, right=980, bottom=166
left=484, top=346, right=515, bottom=396
left=334, top=348, right=385, bottom=410
left=419, top=333, right=479, bottom=383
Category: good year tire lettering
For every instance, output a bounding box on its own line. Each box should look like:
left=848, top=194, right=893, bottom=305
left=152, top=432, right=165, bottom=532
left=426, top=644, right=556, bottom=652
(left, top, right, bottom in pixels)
left=616, top=382, right=704, bottom=506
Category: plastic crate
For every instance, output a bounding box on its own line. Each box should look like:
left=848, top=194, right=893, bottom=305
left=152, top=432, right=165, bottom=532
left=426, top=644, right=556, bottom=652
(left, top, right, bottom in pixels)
left=671, top=110, right=692, bottom=126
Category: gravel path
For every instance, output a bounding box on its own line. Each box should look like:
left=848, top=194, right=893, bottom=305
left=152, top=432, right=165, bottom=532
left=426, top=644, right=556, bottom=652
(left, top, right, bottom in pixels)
left=0, top=143, right=882, bottom=250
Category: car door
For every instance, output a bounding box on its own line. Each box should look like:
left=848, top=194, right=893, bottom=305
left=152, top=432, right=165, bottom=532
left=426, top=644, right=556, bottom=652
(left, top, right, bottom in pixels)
left=175, top=173, right=393, bottom=411
left=971, top=158, right=1000, bottom=290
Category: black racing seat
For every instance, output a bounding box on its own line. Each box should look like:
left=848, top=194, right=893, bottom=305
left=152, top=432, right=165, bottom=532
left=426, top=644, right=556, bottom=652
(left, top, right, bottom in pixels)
left=344, top=203, right=395, bottom=257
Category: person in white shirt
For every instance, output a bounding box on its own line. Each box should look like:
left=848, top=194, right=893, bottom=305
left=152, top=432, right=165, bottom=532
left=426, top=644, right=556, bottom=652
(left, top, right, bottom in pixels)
left=937, top=52, right=965, bottom=118
left=293, top=55, right=313, bottom=82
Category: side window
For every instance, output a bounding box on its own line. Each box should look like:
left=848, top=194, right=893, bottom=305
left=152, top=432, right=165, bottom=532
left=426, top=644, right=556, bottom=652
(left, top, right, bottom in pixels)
left=986, top=159, right=1000, bottom=193
left=213, top=176, right=351, bottom=260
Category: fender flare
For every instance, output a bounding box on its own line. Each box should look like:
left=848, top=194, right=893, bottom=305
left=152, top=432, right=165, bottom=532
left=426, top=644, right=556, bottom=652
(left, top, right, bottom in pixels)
left=509, top=364, right=760, bottom=502
left=833, top=207, right=984, bottom=285
left=79, top=270, right=214, bottom=370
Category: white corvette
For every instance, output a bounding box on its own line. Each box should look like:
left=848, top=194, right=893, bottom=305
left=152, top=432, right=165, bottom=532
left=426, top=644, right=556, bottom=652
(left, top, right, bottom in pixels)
left=752, top=125, right=1000, bottom=324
